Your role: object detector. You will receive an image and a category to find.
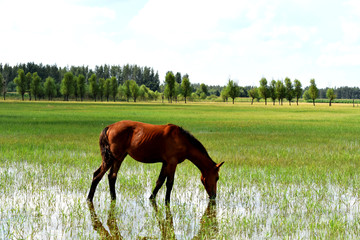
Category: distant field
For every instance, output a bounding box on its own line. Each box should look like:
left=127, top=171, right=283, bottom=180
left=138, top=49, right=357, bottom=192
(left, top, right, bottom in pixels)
left=1, top=101, right=360, bottom=239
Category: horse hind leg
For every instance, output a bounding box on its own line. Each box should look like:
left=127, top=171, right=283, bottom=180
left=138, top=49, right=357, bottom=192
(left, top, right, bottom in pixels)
left=108, top=153, right=127, bottom=201
left=87, top=162, right=112, bottom=202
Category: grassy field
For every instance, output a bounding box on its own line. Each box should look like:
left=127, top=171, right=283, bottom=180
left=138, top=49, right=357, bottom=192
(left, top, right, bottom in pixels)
left=0, top=101, right=360, bottom=239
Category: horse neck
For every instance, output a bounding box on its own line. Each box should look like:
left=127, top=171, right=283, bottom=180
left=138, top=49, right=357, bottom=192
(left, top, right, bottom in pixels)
left=188, top=147, right=216, bottom=175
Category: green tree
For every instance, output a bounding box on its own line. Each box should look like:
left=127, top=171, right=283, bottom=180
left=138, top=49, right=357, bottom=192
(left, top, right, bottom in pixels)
left=139, top=84, right=148, bottom=101
left=220, top=87, right=229, bottom=102
left=284, top=77, right=294, bottom=105
left=60, top=72, right=74, bottom=101
left=326, top=88, right=336, bottom=106
left=118, top=84, right=125, bottom=101
left=227, top=79, right=240, bottom=104
left=275, top=80, right=286, bottom=105
left=30, top=72, right=42, bottom=101
left=110, top=76, right=118, bottom=102
left=174, top=82, right=181, bottom=102
left=73, top=76, right=78, bottom=101
left=122, top=80, right=131, bottom=102
left=175, top=72, right=182, bottom=84
left=44, top=77, right=57, bottom=100
left=77, top=74, right=86, bottom=101
left=0, top=73, right=5, bottom=100
left=249, top=87, right=259, bottom=105
left=309, top=79, right=319, bottom=106
left=200, top=83, right=208, bottom=99
left=293, top=79, right=302, bottom=105
left=269, top=80, right=277, bottom=105
left=303, top=90, right=310, bottom=101
left=104, top=78, right=111, bottom=102
left=25, top=72, right=32, bottom=100
left=259, top=77, right=270, bottom=105
left=99, top=78, right=105, bottom=101
left=2, top=64, right=11, bottom=100
left=130, top=80, right=139, bottom=102
left=89, top=74, right=99, bottom=102
left=153, top=91, right=161, bottom=101
left=0, top=73, right=3, bottom=99
left=14, top=69, right=27, bottom=100
left=165, top=71, right=175, bottom=103
left=181, top=76, right=191, bottom=103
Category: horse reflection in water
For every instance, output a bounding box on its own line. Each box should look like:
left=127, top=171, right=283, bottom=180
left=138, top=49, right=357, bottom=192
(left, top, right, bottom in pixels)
left=87, top=200, right=218, bottom=240
left=88, top=201, right=122, bottom=240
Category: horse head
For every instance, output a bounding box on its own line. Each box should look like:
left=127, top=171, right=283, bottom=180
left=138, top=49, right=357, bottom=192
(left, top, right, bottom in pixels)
left=201, top=161, right=224, bottom=199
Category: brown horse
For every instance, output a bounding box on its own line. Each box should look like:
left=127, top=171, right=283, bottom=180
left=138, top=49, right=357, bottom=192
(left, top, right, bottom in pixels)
left=87, top=120, right=224, bottom=204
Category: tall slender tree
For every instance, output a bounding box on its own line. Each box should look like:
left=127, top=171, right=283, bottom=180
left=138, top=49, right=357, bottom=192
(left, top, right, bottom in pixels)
left=165, top=71, right=175, bottom=103
left=77, top=74, right=86, bottom=101
left=130, top=80, right=139, bottom=102
left=309, top=79, right=319, bottom=106
left=293, top=79, right=302, bottom=105
left=284, top=77, right=294, bottom=105
left=30, top=72, right=42, bottom=101
left=175, top=72, right=182, bottom=84
left=89, top=74, right=99, bottom=102
left=14, top=69, right=27, bottom=100
left=221, top=87, right=229, bottom=102
left=326, top=88, right=336, bottom=106
left=123, top=80, right=131, bottom=102
left=181, top=76, right=191, bottom=103
left=60, top=72, right=74, bottom=101
left=99, top=78, right=105, bottom=102
left=1, top=64, right=11, bottom=100
left=44, top=77, right=56, bottom=100
left=199, top=83, right=208, bottom=99
left=227, top=79, right=240, bottom=104
left=25, top=72, right=32, bottom=100
left=0, top=73, right=3, bottom=99
left=275, top=80, right=286, bottom=105
left=259, top=77, right=270, bottom=105
left=269, top=80, right=277, bottom=105
left=104, top=78, right=111, bottom=102
left=110, top=76, right=118, bottom=102
left=249, top=87, right=259, bottom=105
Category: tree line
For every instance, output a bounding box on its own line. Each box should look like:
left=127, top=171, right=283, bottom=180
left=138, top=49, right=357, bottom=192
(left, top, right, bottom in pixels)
left=220, top=77, right=338, bottom=106
left=10, top=69, right=163, bottom=102
left=1, top=62, right=359, bottom=104
left=0, top=63, right=161, bottom=100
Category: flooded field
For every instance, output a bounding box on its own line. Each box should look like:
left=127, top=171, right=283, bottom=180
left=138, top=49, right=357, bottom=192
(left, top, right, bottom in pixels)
left=1, top=160, right=359, bottom=239
left=1, top=102, right=360, bottom=238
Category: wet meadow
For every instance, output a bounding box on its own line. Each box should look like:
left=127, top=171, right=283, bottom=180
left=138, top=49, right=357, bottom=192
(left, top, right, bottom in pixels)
left=1, top=101, right=360, bottom=239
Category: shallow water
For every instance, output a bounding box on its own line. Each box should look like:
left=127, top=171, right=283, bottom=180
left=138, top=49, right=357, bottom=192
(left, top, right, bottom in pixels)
left=1, top=161, right=360, bottom=239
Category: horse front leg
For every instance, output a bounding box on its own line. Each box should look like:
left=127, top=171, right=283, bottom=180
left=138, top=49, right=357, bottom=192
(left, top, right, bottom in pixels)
left=150, top=163, right=167, bottom=200
left=164, top=163, right=177, bottom=205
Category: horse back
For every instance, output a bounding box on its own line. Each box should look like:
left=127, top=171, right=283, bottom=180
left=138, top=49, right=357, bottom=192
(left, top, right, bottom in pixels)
left=106, top=120, right=188, bottom=163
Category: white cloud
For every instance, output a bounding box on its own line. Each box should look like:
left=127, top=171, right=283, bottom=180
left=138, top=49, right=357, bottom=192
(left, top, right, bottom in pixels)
left=0, top=0, right=116, bottom=66
left=1, top=0, right=359, bottom=88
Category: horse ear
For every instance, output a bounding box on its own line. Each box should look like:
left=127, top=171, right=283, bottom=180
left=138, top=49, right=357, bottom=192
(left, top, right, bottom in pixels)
left=215, top=161, right=224, bottom=170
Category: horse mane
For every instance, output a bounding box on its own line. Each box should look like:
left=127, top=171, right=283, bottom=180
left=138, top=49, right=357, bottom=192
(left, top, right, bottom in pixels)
left=178, top=127, right=211, bottom=159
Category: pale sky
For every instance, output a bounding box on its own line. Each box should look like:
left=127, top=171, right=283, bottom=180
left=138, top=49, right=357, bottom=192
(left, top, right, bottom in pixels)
left=0, top=0, right=359, bottom=88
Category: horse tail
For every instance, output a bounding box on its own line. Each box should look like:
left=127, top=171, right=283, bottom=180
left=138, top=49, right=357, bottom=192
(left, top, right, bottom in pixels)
left=99, top=127, right=115, bottom=166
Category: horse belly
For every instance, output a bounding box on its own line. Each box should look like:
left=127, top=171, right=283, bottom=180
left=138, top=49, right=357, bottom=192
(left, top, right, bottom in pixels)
left=127, top=145, right=163, bottom=163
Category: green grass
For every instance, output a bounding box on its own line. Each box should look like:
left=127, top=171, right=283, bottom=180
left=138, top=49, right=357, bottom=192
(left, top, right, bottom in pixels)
left=1, top=101, right=360, bottom=239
